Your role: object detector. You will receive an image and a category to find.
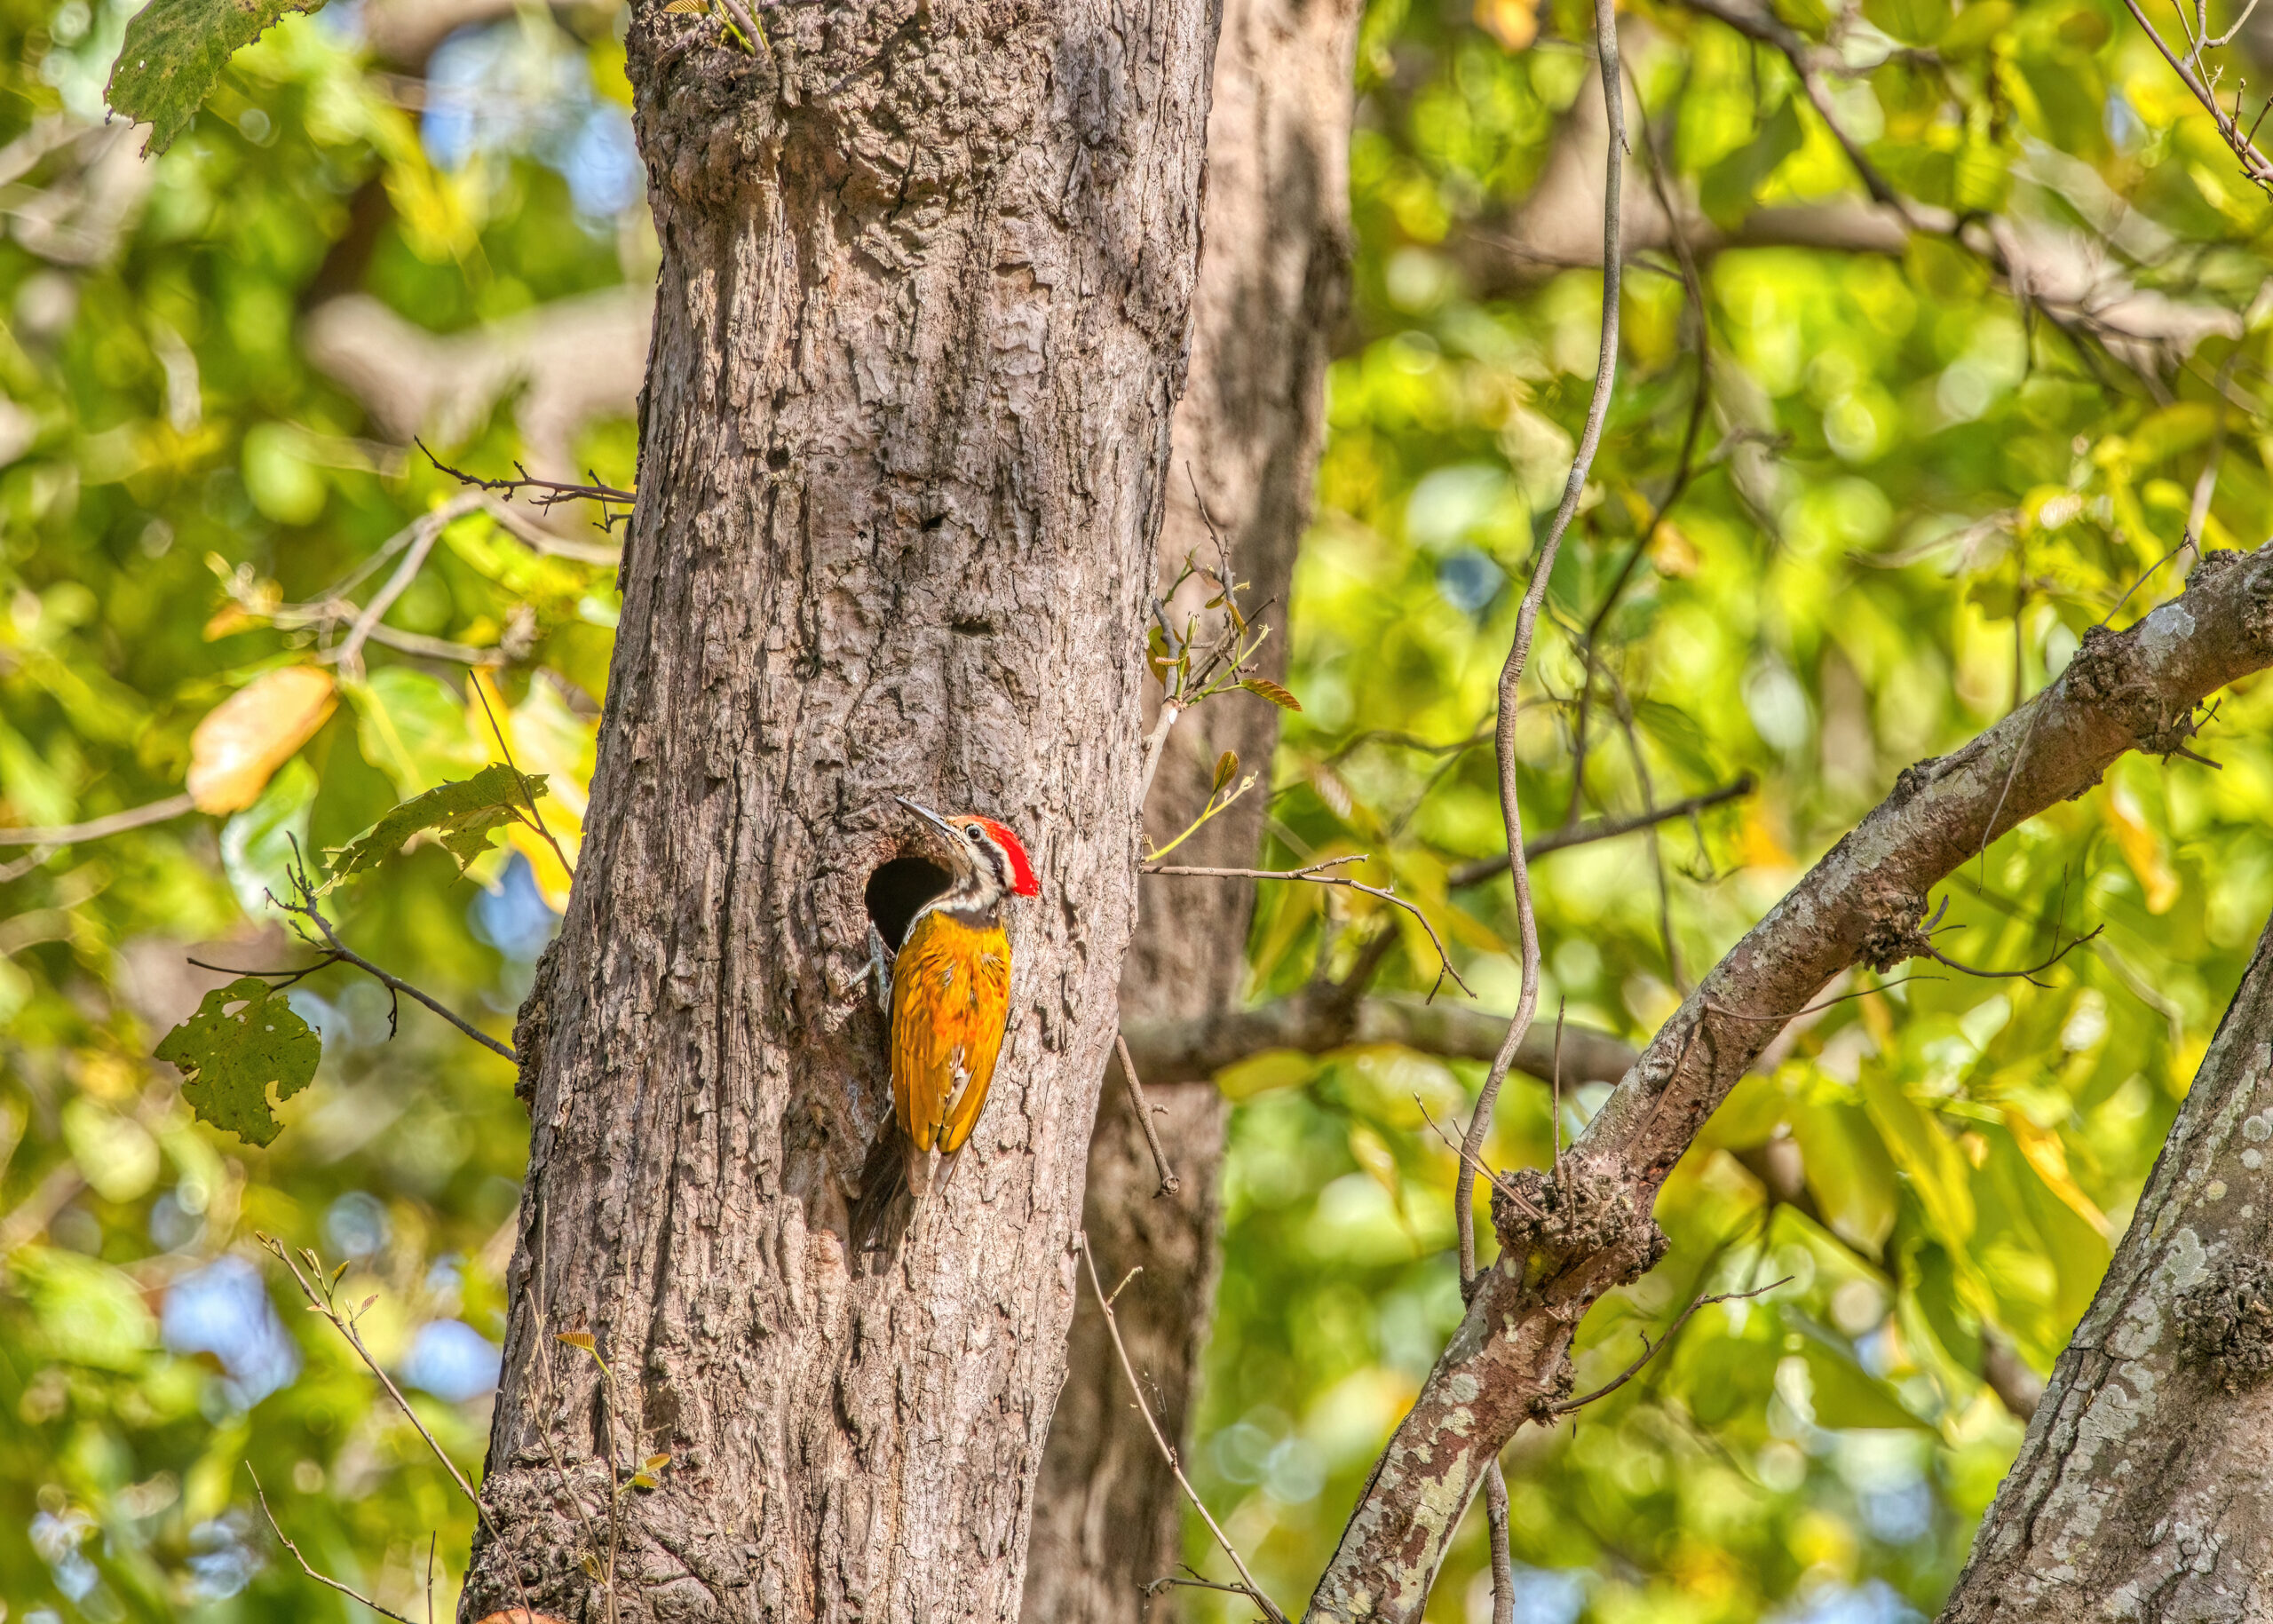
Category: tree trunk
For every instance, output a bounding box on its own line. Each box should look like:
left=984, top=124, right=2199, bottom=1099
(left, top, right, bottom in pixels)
left=1020, top=0, right=1360, bottom=1616
left=1940, top=908, right=2273, bottom=1624
left=460, top=7, right=1217, bottom=1620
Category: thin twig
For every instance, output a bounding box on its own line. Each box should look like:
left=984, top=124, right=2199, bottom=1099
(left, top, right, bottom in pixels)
left=1547, top=1276, right=1792, bottom=1414
left=1077, top=1232, right=1290, bottom=1624
left=265, top=854, right=518, bottom=1062
left=1459, top=0, right=1626, bottom=1295
left=249, top=1467, right=420, bottom=1624
left=0, top=791, right=198, bottom=846
left=471, top=675, right=575, bottom=881
left=337, top=503, right=466, bottom=680
left=260, top=1239, right=542, bottom=1623
left=1113, top=1033, right=1180, bottom=1197
left=420, top=440, right=638, bottom=526
left=1450, top=776, right=1756, bottom=885
left=2120, top=0, right=2273, bottom=187
left=1923, top=923, right=2103, bottom=988
left=1415, top=1097, right=1543, bottom=1221
left=1143, top=855, right=1473, bottom=1000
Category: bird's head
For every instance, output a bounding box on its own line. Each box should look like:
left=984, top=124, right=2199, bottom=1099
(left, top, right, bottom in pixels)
left=896, top=797, right=1041, bottom=910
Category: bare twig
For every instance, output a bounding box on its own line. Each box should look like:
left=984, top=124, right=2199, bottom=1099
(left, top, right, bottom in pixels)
left=1548, top=1276, right=1792, bottom=1414
left=1458, top=0, right=1626, bottom=1296
left=471, top=675, right=576, bottom=881
left=262, top=852, right=518, bottom=1062
left=1143, top=855, right=1474, bottom=1000
left=1448, top=776, right=1755, bottom=885
left=2120, top=0, right=2273, bottom=188
left=249, top=1467, right=420, bottom=1624
left=0, top=791, right=199, bottom=846
left=260, top=1237, right=541, bottom=1623
left=1077, top=1232, right=1290, bottom=1624
left=420, top=440, right=637, bottom=527
left=337, top=497, right=483, bottom=679
left=1113, top=1033, right=1180, bottom=1197
left=1416, top=1097, right=1543, bottom=1221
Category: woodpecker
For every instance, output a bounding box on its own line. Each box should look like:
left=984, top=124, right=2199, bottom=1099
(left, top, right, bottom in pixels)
left=883, top=796, right=1040, bottom=1196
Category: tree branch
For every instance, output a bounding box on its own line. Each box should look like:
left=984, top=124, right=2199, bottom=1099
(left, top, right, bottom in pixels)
left=0, top=790, right=199, bottom=846
left=1111, top=1032, right=1181, bottom=1197
left=1305, top=546, right=2273, bottom=1621
left=1119, top=993, right=1639, bottom=1089
left=1077, top=1233, right=1289, bottom=1624
left=1448, top=774, right=1755, bottom=887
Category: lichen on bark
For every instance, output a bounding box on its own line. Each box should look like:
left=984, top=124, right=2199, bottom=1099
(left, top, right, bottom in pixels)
left=1940, top=915, right=2273, bottom=1623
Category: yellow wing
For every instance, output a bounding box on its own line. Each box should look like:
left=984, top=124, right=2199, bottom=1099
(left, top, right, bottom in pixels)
left=891, top=911, right=1012, bottom=1154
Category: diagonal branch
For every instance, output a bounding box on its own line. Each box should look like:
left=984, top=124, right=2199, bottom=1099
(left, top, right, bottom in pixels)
left=1303, top=546, right=2273, bottom=1621
left=1447, top=774, right=1756, bottom=886
left=1119, top=994, right=1639, bottom=1089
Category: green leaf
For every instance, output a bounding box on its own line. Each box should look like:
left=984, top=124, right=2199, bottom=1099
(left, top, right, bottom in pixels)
left=1860, top=1064, right=1976, bottom=1247
left=1790, top=1096, right=1901, bottom=1256
left=1699, top=98, right=1803, bottom=229
left=345, top=668, right=487, bottom=796
left=218, top=756, right=316, bottom=917
left=105, top=0, right=329, bottom=157
left=155, top=977, right=321, bottom=1147
left=1935, top=0, right=2011, bottom=56
left=1798, top=1338, right=1933, bottom=1430
left=326, top=764, right=550, bottom=883
left=1240, top=677, right=1303, bottom=712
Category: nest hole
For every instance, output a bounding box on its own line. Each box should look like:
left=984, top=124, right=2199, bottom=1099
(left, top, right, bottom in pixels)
left=865, top=856, right=952, bottom=955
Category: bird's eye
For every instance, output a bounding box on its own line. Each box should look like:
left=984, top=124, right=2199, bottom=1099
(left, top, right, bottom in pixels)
left=965, top=825, right=983, bottom=839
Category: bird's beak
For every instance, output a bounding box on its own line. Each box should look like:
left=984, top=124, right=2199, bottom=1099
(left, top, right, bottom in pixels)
left=894, top=796, right=961, bottom=843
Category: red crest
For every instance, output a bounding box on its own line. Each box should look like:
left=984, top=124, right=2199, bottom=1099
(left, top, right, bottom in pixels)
left=971, top=818, right=1040, bottom=897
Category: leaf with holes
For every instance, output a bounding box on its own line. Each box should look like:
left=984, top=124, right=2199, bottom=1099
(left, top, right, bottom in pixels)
left=154, top=977, right=321, bottom=1146
left=326, top=764, right=550, bottom=884
left=1240, top=677, right=1302, bottom=712
left=106, top=0, right=330, bottom=156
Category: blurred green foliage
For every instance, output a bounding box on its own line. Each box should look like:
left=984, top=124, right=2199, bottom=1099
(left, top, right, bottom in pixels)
left=2, top=0, right=2270, bottom=1618
left=0, top=0, right=633, bottom=1612
left=1186, top=0, right=2273, bottom=1619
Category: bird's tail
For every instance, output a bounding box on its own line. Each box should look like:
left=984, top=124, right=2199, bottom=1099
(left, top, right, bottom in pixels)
left=850, top=1126, right=908, bottom=1253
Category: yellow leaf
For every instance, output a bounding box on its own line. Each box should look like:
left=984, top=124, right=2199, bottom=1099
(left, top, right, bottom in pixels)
left=470, top=669, right=593, bottom=907
left=2003, top=1109, right=2111, bottom=1238
left=1474, top=0, right=1538, bottom=50
left=2103, top=782, right=2179, bottom=915
left=556, top=1330, right=596, bottom=1351
left=186, top=666, right=337, bottom=814
left=1349, top=1122, right=1401, bottom=1200
left=1647, top=519, right=1701, bottom=578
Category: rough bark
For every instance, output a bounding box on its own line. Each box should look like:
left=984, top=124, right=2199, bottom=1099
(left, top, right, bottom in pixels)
left=1304, top=549, right=2273, bottom=1623
left=1940, top=910, right=2273, bottom=1624
left=1021, top=0, right=1361, bottom=1617
left=461, top=7, right=1216, bottom=1620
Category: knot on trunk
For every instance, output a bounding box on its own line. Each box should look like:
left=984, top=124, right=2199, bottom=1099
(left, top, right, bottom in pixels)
left=2064, top=622, right=2211, bottom=761
left=1859, top=886, right=1932, bottom=973
left=1491, top=1158, right=1667, bottom=1284
left=2174, top=1255, right=2273, bottom=1391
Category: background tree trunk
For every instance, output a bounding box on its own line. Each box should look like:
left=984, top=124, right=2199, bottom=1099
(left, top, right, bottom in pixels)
left=461, top=7, right=1216, bottom=1620
left=1020, top=0, right=1362, bottom=1616
left=1940, top=908, right=2273, bottom=1624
